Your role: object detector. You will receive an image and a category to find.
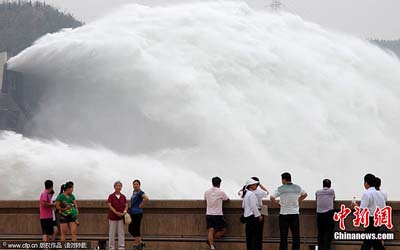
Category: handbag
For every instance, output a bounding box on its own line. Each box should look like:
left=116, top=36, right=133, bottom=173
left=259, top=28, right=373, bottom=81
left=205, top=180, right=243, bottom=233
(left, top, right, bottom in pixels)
left=239, top=214, right=246, bottom=224
left=124, top=213, right=132, bottom=225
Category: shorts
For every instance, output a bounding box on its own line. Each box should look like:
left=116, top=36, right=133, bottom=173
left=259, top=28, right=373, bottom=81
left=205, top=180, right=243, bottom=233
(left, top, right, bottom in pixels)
left=128, top=213, right=143, bottom=237
left=40, top=218, right=54, bottom=235
left=206, top=215, right=226, bottom=230
left=59, top=214, right=75, bottom=224
left=52, top=218, right=58, bottom=229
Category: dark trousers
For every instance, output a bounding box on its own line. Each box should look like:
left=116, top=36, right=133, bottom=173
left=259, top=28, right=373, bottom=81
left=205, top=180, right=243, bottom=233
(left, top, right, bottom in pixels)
left=317, top=210, right=334, bottom=250
left=361, top=218, right=385, bottom=250
left=128, top=213, right=143, bottom=237
left=256, top=216, right=264, bottom=250
left=279, top=214, right=300, bottom=250
left=245, top=215, right=263, bottom=250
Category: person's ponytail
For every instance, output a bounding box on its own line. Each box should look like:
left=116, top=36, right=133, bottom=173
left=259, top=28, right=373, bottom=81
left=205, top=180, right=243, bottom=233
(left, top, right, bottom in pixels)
left=241, top=185, right=247, bottom=198
left=59, top=184, right=66, bottom=195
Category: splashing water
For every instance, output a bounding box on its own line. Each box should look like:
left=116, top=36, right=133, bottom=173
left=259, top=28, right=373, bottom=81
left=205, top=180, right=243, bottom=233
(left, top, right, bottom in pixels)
left=4, top=1, right=400, bottom=200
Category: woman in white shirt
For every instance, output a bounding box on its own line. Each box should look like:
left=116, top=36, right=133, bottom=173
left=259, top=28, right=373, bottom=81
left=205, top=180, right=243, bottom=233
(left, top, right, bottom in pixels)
left=238, top=177, right=269, bottom=205
left=242, top=179, right=264, bottom=250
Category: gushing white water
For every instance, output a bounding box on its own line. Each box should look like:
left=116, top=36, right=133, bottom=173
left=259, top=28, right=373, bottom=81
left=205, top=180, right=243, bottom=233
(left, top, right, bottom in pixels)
left=0, top=131, right=216, bottom=199
left=4, top=1, right=400, bottom=199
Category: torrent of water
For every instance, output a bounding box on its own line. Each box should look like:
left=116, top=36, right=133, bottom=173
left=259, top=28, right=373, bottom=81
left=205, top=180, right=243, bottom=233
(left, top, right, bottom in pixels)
left=4, top=1, right=400, bottom=199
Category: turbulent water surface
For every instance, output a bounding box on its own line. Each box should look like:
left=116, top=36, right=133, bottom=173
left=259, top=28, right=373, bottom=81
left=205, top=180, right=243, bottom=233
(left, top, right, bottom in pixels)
left=3, top=1, right=400, bottom=199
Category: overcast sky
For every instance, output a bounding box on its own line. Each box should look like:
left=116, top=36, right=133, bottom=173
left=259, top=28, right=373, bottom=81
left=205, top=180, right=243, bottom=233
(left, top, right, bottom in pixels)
left=42, top=0, right=400, bottom=39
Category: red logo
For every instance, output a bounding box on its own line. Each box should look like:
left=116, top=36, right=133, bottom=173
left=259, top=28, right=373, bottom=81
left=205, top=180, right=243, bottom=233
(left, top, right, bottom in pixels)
left=374, top=206, right=393, bottom=229
left=333, top=204, right=351, bottom=230
left=333, top=205, right=393, bottom=230
left=353, top=206, right=370, bottom=228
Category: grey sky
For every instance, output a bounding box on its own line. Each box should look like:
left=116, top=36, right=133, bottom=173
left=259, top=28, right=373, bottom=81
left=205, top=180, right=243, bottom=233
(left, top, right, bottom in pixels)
left=40, top=0, right=400, bottom=39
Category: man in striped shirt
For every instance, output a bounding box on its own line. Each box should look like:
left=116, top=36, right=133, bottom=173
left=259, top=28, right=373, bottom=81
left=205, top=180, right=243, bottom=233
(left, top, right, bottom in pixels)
left=271, top=172, right=307, bottom=250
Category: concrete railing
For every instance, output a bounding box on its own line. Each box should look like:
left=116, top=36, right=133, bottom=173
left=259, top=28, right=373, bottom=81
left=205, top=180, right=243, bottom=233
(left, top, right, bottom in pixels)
left=0, top=200, right=399, bottom=250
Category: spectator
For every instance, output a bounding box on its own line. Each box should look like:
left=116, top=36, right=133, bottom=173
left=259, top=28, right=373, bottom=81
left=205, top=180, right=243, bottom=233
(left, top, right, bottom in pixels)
left=40, top=180, right=56, bottom=242
left=204, top=177, right=230, bottom=250
left=107, top=181, right=128, bottom=250
left=55, top=181, right=79, bottom=242
left=375, top=177, right=388, bottom=202
left=270, top=172, right=307, bottom=250
left=242, top=179, right=263, bottom=250
left=352, top=174, right=386, bottom=250
left=315, top=179, right=335, bottom=250
left=238, top=177, right=269, bottom=247
left=129, top=180, right=149, bottom=250
left=49, top=188, right=59, bottom=241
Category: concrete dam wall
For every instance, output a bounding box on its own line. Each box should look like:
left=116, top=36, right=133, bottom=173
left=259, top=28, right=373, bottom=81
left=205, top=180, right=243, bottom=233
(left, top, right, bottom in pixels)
left=0, top=200, right=399, bottom=250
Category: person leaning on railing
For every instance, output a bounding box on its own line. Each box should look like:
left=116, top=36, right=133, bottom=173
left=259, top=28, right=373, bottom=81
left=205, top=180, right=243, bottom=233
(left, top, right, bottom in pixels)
left=270, top=172, right=307, bottom=250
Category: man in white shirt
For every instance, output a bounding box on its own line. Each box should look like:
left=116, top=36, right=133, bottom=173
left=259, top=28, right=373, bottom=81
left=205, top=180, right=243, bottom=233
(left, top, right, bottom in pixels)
left=204, top=177, right=230, bottom=250
left=352, top=174, right=386, bottom=250
left=375, top=177, right=388, bottom=202
left=315, top=179, right=335, bottom=250
left=270, top=172, right=307, bottom=250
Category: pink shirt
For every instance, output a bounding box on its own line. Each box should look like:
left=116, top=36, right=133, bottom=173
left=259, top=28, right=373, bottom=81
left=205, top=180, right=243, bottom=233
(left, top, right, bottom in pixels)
left=204, top=187, right=229, bottom=215
left=39, top=190, right=53, bottom=219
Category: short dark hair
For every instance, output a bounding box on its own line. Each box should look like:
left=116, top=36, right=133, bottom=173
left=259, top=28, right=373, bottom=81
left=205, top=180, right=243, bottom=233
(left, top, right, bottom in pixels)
left=212, top=177, right=222, bottom=187
left=375, top=177, right=381, bottom=190
left=281, top=172, right=291, bottom=182
left=323, top=179, right=331, bottom=188
left=133, top=179, right=141, bottom=185
left=114, top=181, right=122, bottom=187
left=364, top=173, right=376, bottom=187
left=44, top=180, right=53, bottom=189
left=65, top=181, right=74, bottom=189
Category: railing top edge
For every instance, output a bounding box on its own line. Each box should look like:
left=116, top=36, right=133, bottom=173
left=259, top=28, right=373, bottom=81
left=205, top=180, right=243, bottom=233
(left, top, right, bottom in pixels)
left=1, top=200, right=400, bottom=209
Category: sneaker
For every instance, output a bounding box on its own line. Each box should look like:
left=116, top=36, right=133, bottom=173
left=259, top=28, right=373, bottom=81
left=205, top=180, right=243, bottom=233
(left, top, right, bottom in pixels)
left=210, top=244, right=216, bottom=250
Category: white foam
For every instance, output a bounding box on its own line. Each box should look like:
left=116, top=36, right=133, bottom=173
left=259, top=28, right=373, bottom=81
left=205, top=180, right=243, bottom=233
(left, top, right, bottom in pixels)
left=5, top=1, right=400, bottom=199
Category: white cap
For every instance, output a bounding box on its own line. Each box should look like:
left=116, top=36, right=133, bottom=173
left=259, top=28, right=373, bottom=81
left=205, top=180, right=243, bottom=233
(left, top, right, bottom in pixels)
left=245, top=179, right=259, bottom=187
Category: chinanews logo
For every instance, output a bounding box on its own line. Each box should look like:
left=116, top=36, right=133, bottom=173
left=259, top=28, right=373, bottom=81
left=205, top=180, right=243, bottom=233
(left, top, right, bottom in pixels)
left=332, top=204, right=395, bottom=241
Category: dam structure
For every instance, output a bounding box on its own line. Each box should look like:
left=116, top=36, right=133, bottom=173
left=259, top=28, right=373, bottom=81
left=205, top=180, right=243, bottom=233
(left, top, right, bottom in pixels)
left=0, top=2, right=399, bottom=248
left=0, top=52, right=27, bottom=133
left=0, top=199, right=399, bottom=250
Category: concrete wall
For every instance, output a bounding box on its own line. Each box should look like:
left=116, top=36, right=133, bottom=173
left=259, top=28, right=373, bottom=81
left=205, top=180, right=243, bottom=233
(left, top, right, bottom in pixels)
left=0, top=200, right=399, bottom=250
left=0, top=57, right=28, bottom=132
left=0, top=52, right=7, bottom=89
